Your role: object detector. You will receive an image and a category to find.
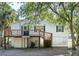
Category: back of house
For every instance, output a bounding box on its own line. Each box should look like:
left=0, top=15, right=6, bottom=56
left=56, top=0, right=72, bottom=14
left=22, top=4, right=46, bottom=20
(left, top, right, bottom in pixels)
left=3, top=20, right=70, bottom=48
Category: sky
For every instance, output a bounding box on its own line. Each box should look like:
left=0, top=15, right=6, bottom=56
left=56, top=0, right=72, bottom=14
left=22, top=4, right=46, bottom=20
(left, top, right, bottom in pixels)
left=9, top=2, right=25, bottom=19
left=9, top=2, right=22, bottom=11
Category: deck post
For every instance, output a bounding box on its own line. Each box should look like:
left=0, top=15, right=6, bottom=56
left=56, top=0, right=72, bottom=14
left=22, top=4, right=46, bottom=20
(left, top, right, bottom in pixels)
left=43, top=32, right=45, bottom=48
left=24, top=38, right=25, bottom=48
left=4, top=36, right=6, bottom=49
left=39, top=32, right=40, bottom=48
left=21, top=38, right=23, bottom=48
left=8, top=36, right=9, bottom=49
left=27, top=37, right=28, bottom=48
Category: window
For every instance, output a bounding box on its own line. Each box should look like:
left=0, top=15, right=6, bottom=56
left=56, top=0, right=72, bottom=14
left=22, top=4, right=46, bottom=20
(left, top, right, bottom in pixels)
left=29, top=26, right=34, bottom=31
left=23, top=26, right=29, bottom=30
left=24, top=31, right=29, bottom=36
left=35, top=26, right=45, bottom=32
left=22, top=26, right=29, bottom=36
left=56, top=26, right=64, bottom=32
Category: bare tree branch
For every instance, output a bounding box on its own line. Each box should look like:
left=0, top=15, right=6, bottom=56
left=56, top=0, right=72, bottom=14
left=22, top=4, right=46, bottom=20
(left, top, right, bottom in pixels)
left=49, top=5, right=69, bottom=22
left=60, top=2, right=71, bottom=20
left=71, top=2, right=79, bottom=21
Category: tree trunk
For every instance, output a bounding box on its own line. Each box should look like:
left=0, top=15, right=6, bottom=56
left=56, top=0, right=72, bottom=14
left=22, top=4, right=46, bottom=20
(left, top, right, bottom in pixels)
left=2, top=29, right=6, bottom=49
left=69, top=21, right=76, bottom=50
left=76, top=34, right=79, bottom=45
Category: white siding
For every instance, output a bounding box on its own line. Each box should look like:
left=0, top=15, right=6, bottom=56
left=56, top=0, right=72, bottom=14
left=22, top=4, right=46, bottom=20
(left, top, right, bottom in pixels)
left=11, top=20, right=69, bottom=47
left=40, top=37, right=44, bottom=47
left=9, top=37, right=27, bottom=48
left=12, top=38, right=22, bottom=48
left=40, top=21, right=68, bottom=47
left=11, top=23, right=21, bottom=30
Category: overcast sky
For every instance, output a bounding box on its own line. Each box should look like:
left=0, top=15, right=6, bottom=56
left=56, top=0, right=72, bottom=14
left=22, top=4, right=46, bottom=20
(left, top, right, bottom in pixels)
left=9, top=2, right=25, bottom=19
left=9, top=2, right=23, bottom=11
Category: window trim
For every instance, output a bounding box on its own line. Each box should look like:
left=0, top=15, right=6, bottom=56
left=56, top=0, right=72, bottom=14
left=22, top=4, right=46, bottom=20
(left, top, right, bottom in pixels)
left=34, top=26, right=45, bottom=32
left=56, top=26, right=64, bottom=32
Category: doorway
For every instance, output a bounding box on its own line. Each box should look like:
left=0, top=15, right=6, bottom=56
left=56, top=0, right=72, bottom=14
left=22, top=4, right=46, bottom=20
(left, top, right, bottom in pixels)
left=27, top=36, right=40, bottom=48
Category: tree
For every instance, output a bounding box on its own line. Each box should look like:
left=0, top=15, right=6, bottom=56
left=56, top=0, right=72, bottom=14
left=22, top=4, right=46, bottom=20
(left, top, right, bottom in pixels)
left=74, top=16, right=79, bottom=45
left=0, top=2, right=18, bottom=29
left=19, top=2, right=79, bottom=49
left=0, top=2, right=18, bottom=49
left=49, top=2, right=79, bottom=50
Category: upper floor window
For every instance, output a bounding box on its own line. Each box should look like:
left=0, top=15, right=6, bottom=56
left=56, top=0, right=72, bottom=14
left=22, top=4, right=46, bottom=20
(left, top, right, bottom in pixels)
left=23, top=26, right=29, bottom=30
left=56, top=26, right=64, bottom=32
left=22, top=26, right=29, bottom=36
left=35, top=26, right=45, bottom=32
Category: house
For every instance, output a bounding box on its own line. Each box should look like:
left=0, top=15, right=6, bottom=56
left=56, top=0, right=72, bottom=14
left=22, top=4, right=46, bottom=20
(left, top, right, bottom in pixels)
left=3, top=19, right=69, bottom=48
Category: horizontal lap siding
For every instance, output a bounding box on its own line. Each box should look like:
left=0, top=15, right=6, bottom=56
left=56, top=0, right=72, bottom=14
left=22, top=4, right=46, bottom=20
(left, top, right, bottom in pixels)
left=13, top=38, right=22, bottom=48
left=52, top=34, right=68, bottom=47
left=10, top=37, right=27, bottom=48
left=40, top=21, right=68, bottom=47
left=40, top=37, right=44, bottom=47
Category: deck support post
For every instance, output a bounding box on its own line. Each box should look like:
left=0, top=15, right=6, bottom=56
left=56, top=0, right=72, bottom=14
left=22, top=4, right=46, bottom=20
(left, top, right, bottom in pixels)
left=4, top=36, right=6, bottom=49
left=24, top=38, right=25, bottom=48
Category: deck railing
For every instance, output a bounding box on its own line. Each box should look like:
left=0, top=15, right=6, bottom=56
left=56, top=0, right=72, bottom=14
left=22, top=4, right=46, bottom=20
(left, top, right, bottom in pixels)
left=4, top=29, right=21, bottom=36
left=4, top=29, right=52, bottom=38
left=44, top=32, right=52, bottom=40
left=11, top=29, right=21, bottom=36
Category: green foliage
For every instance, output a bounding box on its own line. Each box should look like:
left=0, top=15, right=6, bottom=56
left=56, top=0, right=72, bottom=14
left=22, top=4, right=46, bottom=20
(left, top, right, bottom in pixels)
left=19, top=2, right=49, bottom=23
left=0, top=2, right=18, bottom=29
left=19, top=2, right=79, bottom=48
left=24, top=23, right=33, bottom=29
left=19, top=2, right=74, bottom=25
left=19, top=2, right=79, bottom=29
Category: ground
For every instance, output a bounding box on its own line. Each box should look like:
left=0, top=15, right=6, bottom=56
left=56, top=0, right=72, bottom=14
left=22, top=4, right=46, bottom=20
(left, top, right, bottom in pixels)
left=0, top=47, right=69, bottom=56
